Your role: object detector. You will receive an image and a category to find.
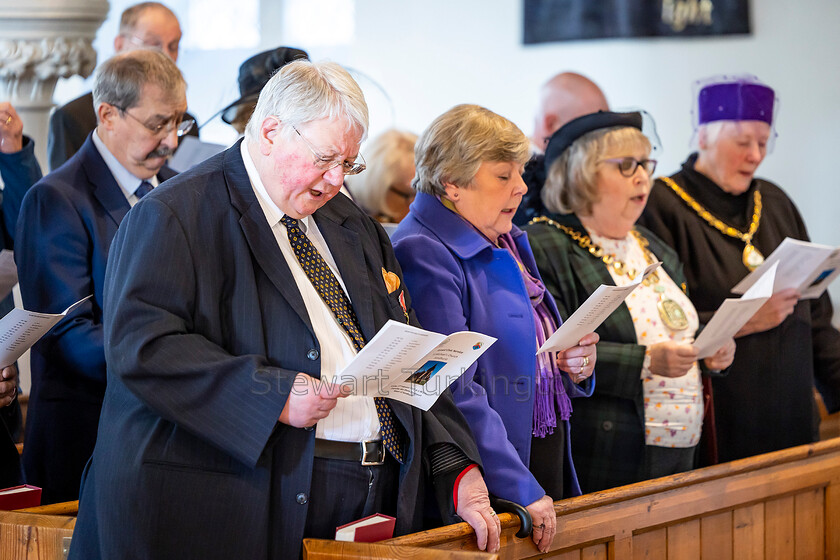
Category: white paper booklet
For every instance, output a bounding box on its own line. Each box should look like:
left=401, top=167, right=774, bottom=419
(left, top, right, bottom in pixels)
left=538, top=262, right=662, bottom=354
left=0, top=250, right=17, bottom=301
left=0, top=296, right=92, bottom=366
left=336, top=320, right=495, bottom=411
left=694, top=263, right=777, bottom=359
left=731, top=238, right=840, bottom=300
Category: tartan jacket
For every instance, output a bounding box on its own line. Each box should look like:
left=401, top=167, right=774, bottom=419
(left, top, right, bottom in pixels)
left=524, top=213, right=690, bottom=493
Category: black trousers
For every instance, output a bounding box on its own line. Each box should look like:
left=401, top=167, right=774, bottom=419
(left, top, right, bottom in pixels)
left=302, top=456, right=399, bottom=540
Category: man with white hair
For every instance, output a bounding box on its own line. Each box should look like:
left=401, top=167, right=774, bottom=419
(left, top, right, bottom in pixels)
left=69, top=60, right=499, bottom=559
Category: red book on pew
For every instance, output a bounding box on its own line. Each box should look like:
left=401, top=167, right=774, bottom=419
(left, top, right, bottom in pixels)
left=0, top=485, right=41, bottom=510
left=335, top=513, right=396, bottom=543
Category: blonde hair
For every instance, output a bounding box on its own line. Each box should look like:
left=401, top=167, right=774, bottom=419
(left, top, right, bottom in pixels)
left=345, top=129, right=417, bottom=218
left=543, top=126, right=651, bottom=215
left=414, top=104, right=530, bottom=195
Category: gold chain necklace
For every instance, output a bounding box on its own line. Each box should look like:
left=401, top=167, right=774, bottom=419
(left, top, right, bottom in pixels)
left=528, top=216, right=689, bottom=330
left=658, top=176, right=764, bottom=271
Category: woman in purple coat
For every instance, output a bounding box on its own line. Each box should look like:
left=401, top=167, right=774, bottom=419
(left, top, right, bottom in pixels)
left=392, top=104, right=597, bottom=553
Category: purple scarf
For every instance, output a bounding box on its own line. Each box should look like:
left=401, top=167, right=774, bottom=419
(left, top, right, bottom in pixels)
left=497, top=233, right=573, bottom=438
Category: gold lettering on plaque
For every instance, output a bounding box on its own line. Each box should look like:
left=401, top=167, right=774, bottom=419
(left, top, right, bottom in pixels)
left=662, top=0, right=714, bottom=32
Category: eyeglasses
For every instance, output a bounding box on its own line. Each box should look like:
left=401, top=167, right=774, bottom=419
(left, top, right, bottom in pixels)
left=601, top=157, right=657, bottom=177
left=292, top=125, right=366, bottom=175
left=123, top=34, right=180, bottom=57
left=116, top=106, right=195, bottom=138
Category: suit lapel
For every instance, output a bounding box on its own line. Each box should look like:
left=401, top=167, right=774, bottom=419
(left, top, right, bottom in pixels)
left=224, top=141, right=313, bottom=333
left=80, top=136, right=130, bottom=227
left=314, top=207, right=376, bottom=342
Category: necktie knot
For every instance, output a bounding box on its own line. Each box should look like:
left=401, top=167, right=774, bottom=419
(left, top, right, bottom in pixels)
left=136, top=180, right=154, bottom=199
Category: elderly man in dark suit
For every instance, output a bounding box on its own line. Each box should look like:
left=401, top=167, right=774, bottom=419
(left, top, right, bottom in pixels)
left=47, top=1, right=198, bottom=171
left=69, top=59, right=499, bottom=559
left=16, top=49, right=187, bottom=503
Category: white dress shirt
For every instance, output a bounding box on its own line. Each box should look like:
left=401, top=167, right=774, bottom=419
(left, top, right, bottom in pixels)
left=92, top=129, right=158, bottom=206
left=241, top=141, right=380, bottom=443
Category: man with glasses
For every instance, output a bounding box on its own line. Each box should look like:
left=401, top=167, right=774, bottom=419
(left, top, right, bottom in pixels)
left=47, top=1, right=198, bottom=171
left=16, top=49, right=187, bottom=504
left=69, top=59, right=500, bottom=560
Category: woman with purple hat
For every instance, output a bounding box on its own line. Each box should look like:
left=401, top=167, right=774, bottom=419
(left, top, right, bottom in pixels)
left=639, top=76, right=840, bottom=463
left=525, top=111, right=735, bottom=493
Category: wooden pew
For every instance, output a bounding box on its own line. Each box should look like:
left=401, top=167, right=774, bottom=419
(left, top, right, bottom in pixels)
left=0, top=510, right=75, bottom=560
left=0, top=501, right=77, bottom=560
left=378, top=437, right=840, bottom=559
left=6, top=438, right=840, bottom=559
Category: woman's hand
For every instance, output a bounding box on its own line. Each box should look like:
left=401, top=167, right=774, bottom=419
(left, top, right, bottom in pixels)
left=736, top=288, right=799, bottom=337
left=556, top=332, right=598, bottom=383
left=525, top=494, right=556, bottom=553
left=703, top=338, right=736, bottom=371
left=648, top=341, right=697, bottom=378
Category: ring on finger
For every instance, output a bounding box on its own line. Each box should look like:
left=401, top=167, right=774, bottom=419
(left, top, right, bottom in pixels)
left=582, top=356, right=590, bottom=367
left=489, top=509, right=496, bottom=517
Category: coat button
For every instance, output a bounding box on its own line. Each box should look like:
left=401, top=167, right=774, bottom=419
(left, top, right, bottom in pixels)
left=296, top=493, right=308, bottom=504
left=307, top=349, right=319, bottom=361
left=602, top=421, right=614, bottom=431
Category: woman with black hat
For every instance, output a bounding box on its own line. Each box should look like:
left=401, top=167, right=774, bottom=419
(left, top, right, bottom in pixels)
left=638, top=77, right=840, bottom=464
left=525, top=111, right=735, bottom=493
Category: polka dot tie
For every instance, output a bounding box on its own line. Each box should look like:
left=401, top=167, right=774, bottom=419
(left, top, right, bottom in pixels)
left=281, top=215, right=405, bottom=463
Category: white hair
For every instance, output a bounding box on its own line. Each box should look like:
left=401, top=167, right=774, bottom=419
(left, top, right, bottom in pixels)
left=245, top=60, right=368, bottom=143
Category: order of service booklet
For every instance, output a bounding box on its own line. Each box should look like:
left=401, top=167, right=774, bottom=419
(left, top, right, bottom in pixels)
left=0, top=295, right=91, bottom=366
left=335, top=320, right=495, bottom=411
left=537, top=261, right=662, bottom=354
left=731, top=237, right=840, bottom=300
left=694, top=262, right=777, bottom=359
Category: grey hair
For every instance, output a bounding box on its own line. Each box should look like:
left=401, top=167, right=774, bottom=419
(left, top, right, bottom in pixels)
left=543, top=126, right=651, bottom=215
left=695, top=121, right=725, bottom=150
left=92, top=49, right=185, bottom=114
left=345, top=129, right=417, bottom=218
left=414, top=104, right=530, bottom=196
left=244, top=60, right=369, bottom=144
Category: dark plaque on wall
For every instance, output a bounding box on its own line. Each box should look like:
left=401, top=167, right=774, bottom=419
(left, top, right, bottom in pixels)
left=523, top=0, right=751, bottom=44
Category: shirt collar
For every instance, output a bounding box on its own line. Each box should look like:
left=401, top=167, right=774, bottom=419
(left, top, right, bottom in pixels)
left=240, top=140, right=312, bottom=233
left=91, top=129, right=158, bottom=198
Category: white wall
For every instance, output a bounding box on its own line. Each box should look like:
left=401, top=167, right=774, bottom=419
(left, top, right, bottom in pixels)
left=51, top=0, right=840, bottom=305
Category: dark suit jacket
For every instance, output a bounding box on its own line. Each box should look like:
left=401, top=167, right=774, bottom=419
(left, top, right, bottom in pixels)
left=68, top=141, right=480, bottom=560
left=0, top=136, right=42, bottom=487
left=525, top=213, right=693, bottom=492
left=16, top=134, right=176, bottom=503
left=47, top=91, right=199, bottom=172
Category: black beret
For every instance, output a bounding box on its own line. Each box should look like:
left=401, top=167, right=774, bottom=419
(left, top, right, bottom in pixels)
left=544, top=111, right=642, bottom=175
left=221, top=46, right=309, bottom=124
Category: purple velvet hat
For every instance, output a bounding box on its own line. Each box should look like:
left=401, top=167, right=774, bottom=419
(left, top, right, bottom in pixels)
left=698, top=80, right=775, bottom=125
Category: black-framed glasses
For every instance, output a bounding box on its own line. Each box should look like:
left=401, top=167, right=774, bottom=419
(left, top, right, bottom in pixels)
left=115, top=105, right=195, bottom=138
left=292, top=125, right=366, bottom=175
left=602, top=157, right=657, bottom=177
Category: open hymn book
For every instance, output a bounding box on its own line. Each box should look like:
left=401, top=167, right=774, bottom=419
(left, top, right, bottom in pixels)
left=336, top=320, right=495, bottom=411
